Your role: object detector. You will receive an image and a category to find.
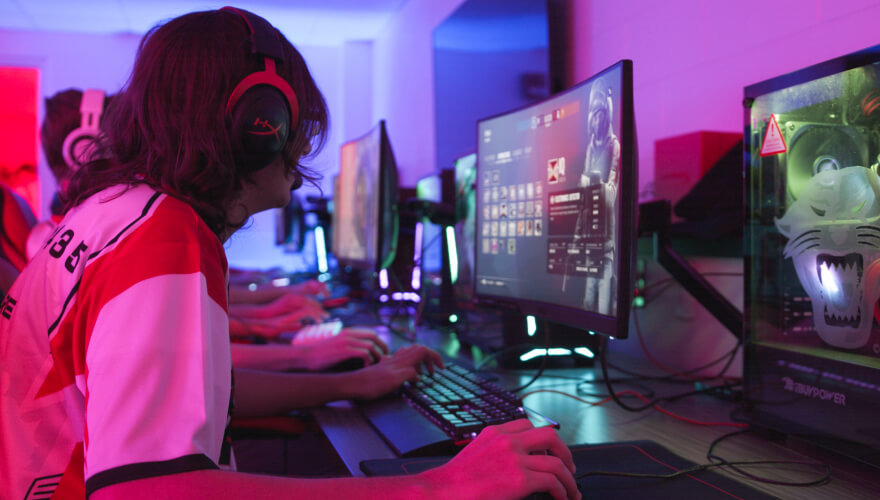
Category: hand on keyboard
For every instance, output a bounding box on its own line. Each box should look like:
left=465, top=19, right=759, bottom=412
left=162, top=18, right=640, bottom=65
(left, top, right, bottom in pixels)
left=288, top=278, right=331, bottom=298
left=354, top=344, right=445, bottom=400
left=400, top=363, right=526, bottom=441
left=293, top=323, right=391, bottom=371
left=419, top=419, right=580, bottom=500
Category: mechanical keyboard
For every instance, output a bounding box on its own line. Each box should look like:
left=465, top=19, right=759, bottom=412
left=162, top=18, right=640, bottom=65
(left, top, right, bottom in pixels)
left=400, top=363, right=526, bottom=441
left=290, top=319, right=344, bottom=345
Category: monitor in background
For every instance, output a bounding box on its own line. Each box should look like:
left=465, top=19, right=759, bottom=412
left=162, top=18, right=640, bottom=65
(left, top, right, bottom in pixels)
left=414, top=169, right=456, bottom=323
left=474, top=60, right=636, bottom=364
left=275, top=191, right=305, bottom=253
left=745, top=44, right=880, bottom=470
left=332, top=121, right=400, bottom=283
left=453, top=152, right=479, bottom=308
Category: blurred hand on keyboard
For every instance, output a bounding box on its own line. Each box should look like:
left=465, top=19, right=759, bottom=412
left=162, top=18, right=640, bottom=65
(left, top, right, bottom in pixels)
left=300, top=326, right=390, bottom=371
left=354, top=344, right=445, bottom=400
left=420, top=419, right=580, bottom=500
left=289, top=279, right=330, bottom=298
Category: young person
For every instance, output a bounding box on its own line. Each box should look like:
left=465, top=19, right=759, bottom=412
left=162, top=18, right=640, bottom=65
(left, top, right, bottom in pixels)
left=0, top=8, right=579, bottom=500
left=37, top=88, right=388, bottom=372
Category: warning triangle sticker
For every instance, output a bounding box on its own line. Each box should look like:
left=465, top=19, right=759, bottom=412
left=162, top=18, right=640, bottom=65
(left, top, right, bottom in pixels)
left=760, top=114, right=787, bottom=157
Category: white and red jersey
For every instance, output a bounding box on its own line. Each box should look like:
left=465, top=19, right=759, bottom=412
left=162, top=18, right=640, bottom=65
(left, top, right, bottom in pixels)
left=0, top=184, right=231, bottom=499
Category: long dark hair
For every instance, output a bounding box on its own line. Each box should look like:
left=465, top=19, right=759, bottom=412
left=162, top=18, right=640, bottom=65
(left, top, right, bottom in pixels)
left=64, top=9, right=329, bottom=237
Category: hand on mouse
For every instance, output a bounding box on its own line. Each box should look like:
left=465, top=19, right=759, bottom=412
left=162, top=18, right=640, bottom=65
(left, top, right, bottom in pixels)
left=303, top=327, right=390, bottom=371
left=352, top=344, right=445, bottom=400
left=420, top=419, right=580, bottom=500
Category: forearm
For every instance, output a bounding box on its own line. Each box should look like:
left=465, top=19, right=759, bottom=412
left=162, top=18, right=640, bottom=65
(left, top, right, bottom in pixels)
left=91, top=468, right=436, bottom=500
left=230, top=343, right=314, bottom=371
left=228, top=302, right=268, bottom=318
left=228, top=285, right=286, bottom=305
left=232, top=367, right=361, bottom=416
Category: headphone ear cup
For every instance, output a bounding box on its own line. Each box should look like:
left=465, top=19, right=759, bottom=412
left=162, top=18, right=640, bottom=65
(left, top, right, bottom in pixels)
left=62, top=129, right=100, bottom=171
left=230, top=86, right=291, bottom=172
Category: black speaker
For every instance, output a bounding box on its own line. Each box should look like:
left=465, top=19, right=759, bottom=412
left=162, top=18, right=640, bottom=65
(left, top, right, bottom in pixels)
left=222, top=6, right=299, bottom=173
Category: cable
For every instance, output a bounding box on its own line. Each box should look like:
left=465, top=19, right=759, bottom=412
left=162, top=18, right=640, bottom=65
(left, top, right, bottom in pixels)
left=706, top=429, right=832, bottom=487
left=576, top=459, right=806, bottom=480
left=521, top=387, right=747, bottom=428
left=603, top=344, right=740, bottom=384
left=599, top=337, right=748, bottom=421
left=633, top=273, right=743, bottom=382
left=633, top=308, right=742, bottom=382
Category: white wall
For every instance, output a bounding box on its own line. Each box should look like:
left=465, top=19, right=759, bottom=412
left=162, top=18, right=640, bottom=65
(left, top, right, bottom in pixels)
left=372, top=0, right=467, bottom=188
left=571, top=0, right=880, bottom=200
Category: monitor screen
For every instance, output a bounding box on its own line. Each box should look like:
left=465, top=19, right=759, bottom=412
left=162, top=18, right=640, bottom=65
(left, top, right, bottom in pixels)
left=332, top=120, right=400, bottom=272
left=745, top=45, right=880, bottom=469
left=474, top=60, right=636, bottom=339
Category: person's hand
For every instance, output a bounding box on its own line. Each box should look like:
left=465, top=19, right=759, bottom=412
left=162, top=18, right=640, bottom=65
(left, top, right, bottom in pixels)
left=353, top=344, right=444, bottom=400
left=228, top=304, right=329, bottom=340
left=261, top=292, right=324, bottom=317
left=291, top=279, right=330, bottom=298
left=304, top=327, right=390, bottom=371
left=420, top=419, right=580, bottom=500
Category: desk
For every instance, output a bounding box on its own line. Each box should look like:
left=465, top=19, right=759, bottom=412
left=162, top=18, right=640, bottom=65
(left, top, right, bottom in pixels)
left=313, top=326, right=880, bottom=500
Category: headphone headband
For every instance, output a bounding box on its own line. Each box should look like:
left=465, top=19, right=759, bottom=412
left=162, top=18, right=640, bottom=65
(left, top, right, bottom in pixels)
left=220, top=6, right=300, bottom=173
left=221, top=6, right=299, bottom=124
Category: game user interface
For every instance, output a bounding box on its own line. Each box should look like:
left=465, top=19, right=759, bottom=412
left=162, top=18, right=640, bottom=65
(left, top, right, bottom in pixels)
left=474, top=60, right=635, bottom=338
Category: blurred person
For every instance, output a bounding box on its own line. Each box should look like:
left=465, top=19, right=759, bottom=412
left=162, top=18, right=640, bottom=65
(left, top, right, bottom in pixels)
left=0, top=181, right=37, bottom=294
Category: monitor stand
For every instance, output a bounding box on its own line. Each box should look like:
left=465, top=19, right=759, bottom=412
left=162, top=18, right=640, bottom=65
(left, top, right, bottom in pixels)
left=496, top=311, right=599, bottom=370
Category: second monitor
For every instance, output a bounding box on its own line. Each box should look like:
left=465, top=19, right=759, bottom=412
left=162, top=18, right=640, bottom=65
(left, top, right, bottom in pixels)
left=332, top=120, right=400, bottom=280
left=474, top=59, right=637, bottom=341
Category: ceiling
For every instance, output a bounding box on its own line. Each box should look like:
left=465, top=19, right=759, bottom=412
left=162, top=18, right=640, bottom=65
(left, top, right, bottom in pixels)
left=0, top=0, right=410, bottom=46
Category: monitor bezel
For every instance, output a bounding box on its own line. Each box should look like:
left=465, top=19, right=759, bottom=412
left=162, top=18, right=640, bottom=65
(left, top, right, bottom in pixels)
left=472, top=59, right=636, bottom=339
left=333, top=120, right=399, bottom=273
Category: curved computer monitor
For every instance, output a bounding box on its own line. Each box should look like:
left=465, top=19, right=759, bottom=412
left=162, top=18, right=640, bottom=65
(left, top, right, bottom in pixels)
left=474, top=60, right=636, bottom=339
left=332, top=120, right=400, bottom=272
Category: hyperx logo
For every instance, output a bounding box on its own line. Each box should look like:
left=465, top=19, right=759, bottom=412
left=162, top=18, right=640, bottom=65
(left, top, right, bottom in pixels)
left=249, top=117, right=283, bottom=143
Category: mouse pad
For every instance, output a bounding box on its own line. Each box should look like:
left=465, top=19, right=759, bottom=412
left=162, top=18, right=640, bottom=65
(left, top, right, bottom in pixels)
left=360, top=439, right=776, bottom=499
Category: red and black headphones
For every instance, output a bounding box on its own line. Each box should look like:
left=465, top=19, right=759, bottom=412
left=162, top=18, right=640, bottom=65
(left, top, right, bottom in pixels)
left=222, top=6, right=300, bottom=173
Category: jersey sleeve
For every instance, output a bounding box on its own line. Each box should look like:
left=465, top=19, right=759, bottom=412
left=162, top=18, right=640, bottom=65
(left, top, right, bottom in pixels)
left=75, top=199, right=230, bottom=496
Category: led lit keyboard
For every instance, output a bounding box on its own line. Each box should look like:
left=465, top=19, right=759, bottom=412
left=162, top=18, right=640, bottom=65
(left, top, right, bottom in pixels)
left=400, top=363, right=526, bottom=441
left=290, top=319, right=344, bottom=345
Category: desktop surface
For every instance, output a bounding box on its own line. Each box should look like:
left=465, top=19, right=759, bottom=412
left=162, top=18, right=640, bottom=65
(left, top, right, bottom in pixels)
left=309, top=316, right=880, bottom=500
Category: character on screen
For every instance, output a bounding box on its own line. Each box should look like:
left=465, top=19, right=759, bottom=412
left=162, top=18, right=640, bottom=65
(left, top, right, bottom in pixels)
left=572, top=76, right=621, bottom=315
left=776, top=166, right=880, bottom=349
